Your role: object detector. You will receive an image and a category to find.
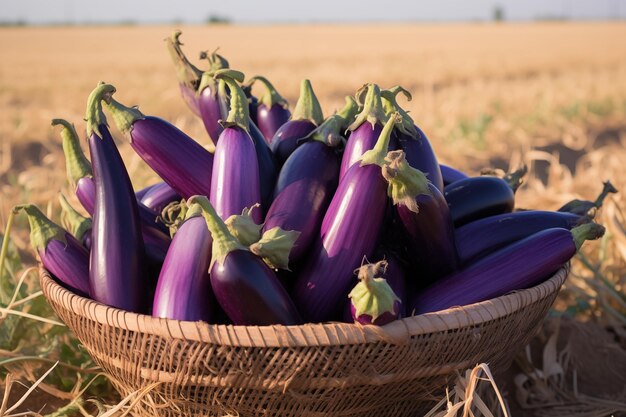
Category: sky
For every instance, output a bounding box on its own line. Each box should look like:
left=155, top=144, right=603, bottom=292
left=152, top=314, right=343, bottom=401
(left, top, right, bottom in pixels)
left=1, top=0, right=624, bottom=24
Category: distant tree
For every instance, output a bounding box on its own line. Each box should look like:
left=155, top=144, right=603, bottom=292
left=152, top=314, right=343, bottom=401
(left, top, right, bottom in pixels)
left=206, top=14, right=232, bottom=25
left=493, top=5, right=504, bottom=22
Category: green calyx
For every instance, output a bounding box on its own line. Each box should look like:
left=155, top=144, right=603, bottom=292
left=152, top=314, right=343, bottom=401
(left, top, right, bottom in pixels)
left=213, top=69, right=250, bottom=132
left=292, top=79, right=324, bottom=126
left=103, top=96, right=144, bottom=139
left=165, top=30, right=204, bottom=90
left=224, top=204, right=263, bottom=247
left=348, top=83, right=388, bottom=132
left=159, top=200, right=188, bottom=237
left=59, top=194, right=92, bottom=242
left=306, top=97, right=358, bottom=147
left=199, top=48, right=230, bottom=72
left=14, top=204, right=67, bottom=254
left=381, top=86, right=418, bottom=138
left=187, top=196, right=246, bottom=269
left=249, top=227, right=301, bottom=271
left=348, top=260, right=400, bottom=321
left=571, top=222, right=606, bottom=251
left=382, top=150, right=432, bottom=213
left=359, top=112, right=402, bottom=167
left=85, top=82, right=117, bottom=138
left=52, top=119, right=92, bottom=186
left=246, top=76, right=288, bottom=109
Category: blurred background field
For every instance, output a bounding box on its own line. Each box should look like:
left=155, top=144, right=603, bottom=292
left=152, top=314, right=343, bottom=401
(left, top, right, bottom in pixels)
left=1, top=22, right=625, bottom=415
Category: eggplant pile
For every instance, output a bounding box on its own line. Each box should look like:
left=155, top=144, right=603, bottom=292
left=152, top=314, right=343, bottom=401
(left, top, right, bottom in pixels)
left=16, top=31, right=614, bottom=326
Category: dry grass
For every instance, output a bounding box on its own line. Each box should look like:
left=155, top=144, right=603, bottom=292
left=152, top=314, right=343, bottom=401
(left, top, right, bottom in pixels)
left=0, top=22, right=625, bottom=415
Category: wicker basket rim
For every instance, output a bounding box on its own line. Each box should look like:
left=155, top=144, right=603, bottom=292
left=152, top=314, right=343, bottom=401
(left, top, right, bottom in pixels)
left=39, top=264, right=569, bottom=348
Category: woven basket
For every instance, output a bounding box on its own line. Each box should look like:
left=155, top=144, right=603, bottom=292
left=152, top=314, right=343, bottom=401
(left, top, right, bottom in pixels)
left=39, top=265, right=569, bottom=417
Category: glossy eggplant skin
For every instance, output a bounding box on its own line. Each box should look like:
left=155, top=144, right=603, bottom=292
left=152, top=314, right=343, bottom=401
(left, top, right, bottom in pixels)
left=397, top=183, right=459, bottom=282
left=40, top=233, right=90, bottom=298
left=139, top=182, right=180, bottom=215
left=455, top=210, right=585, bottom=266
left=339, top=123, right=383, bottom=182
left=198, top=85, right=224, bottom=146
left=76, top=177, right=96, bottom=215
left=179, top=83, right=201, bottom=117
left=270, top=119, right=317, bottom=165
left=153, top=216, right=215, bottom=322
left=398, top=127, right=444, bottom=192
left=293, top=163, right=388, bottom=322
left=440, top=164, right=469, bottom=186
left=257, top=104, right=291, bottom=145
left=89, top=125, right=146, bottom=313
left=211, top=250, right=302, bottom=325
left=129, top=116, right=214, bottom=200
left=135, top=182, right=163, bottom=201
left=409, top=228, right=576, bottom=315
left=249, top=120, right=279, bottom=210
left=444, top=176, right=515, bottom=227
left=263, top=140, right=340, bottom=263
left=210, top=126, right=262, bottom=222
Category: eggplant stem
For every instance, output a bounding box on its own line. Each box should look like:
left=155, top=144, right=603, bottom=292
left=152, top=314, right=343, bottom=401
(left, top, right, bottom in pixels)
left=246, top=76, right=288, bottom=109
left=164, top=30, right=203, bottom=90
left=214, top=70, right=250, bottom=132
left=348, top=83, right=387, bottom=131
left=292, top=79, right=324, bottom=125
left=359, top=112, right=402, bottom=167
left=381, top=86, right=418, bottom=138
left=571, top=222, right=605, bottom=251
left=52, top=119, right=93, bottom=186
left=594, top=180, right=618, bottom=208
left=13, top=204, right=67, bottom=253
left=85, top=82, right=116, bottom=138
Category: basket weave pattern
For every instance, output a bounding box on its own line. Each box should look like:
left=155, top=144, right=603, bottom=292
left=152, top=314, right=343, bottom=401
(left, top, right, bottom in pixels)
left=40, top=265, right=569, bottom=416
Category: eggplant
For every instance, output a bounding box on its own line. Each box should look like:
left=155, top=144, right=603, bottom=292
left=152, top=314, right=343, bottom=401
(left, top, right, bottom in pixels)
left=85, top=83, right=146, bottom=312
left=17, top=204, right=90, bottom=298
left=246, top=76, right=291, bottom=144
left=242, top=83, right=259, bottom=126
left=59, top=193, right=92, bottom=250
left=409, top=223, right=605, bottom=315
left=558, top=180, right=617, bottom=217
left=197, top=70, right=231, bottom=146
left=209, top=71, right=262, bottom=223
left=164, top=31, right=204, bottom=117
left=189, top=196, right=302, bottom=325
left=383, top=150, right=459, bottom=281
left=270, top=79, right=323, bottom=165
left=349, top=260, right=401, bottom=326
left=440, top=164, right=469, bottom=186
left=263, top=97, right=357, bottom=265
left=248, top=120, right=279, bottom=210
left=139, top=181, right=181, bottom=215
left=135, top=181, right=164, bottom=200
left=292, top=110, right=400, bottom=322
left=152, top=203, right=215, bottom=322
left=455, top=210, right=589, bottom=266
left=381, top=87, right=444, bottom=192
left=104, top=88, right=214, bottom=200
left=339, top=84, right=389, bottom=182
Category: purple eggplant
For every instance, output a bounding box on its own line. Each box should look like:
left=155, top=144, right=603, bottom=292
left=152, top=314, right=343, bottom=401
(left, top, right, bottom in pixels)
left=270, top=79, right=323, bottom=165
left=139, top=181, right=181, bottom=215
left=86, top=83, right=146, bottom=313
left=197, top=70, right=231, bottom=146
left=558, top=180, right=617, bottom=217
left=409, top=223, right=605, bottom=315
left=242, top=83, right=259, bottom=126
left=455, top=210, right=589, bottom=266
left=59, top=193, right=92, bottom=250
left=441, top=164, right=469, bottom=186
left=383, top=150, right=459, bottom=281
left=164, top=31, right=204, bottom=117
left=263, top=97, right=357, bottom=265
left=135, top=182, right=164, bottom=200
left=292, top=111, right=400, bottom=322
left=189, top=196, right=302, bottom=325
left=248, top=120, right=279, bottom=210
left=349, top=260, right=402, bottom=326
left=246, top=76, right=291, bottom=144
left=17, top=204, right=90, bottom=297
left=152, top=203, right=215, bottom=322
left=210, top=72, right=262, bottom=223
left=104, top=89, right=214, bottom=200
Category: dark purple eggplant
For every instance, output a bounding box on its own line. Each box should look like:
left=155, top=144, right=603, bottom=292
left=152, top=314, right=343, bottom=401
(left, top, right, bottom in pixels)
left=209, top=71, right=262, bottom=223
left=339, top=84, right=395, bottom=182
left=441, top=164, right=469, bottom=186
left=17, top=204, right=90, bottom=297
left=59, top=193, right=92, bottom=250
left=188, top=196, right=302, bottom=325
left=263, top=97, right=357, bottom=264
left=349, top=260, right=401, bottom=326
left=152, top=203, right=215, bottom=322
left=455, top=210, right=589, bottom=266
left=249, top=119, right=279, bottom=210
left=104, top=89, right=214, bottom=200
left=242, top=83, right=259, bottom=126
left=85, top=83, right=146, bottom=312
left=409, top=223, right=605, bottom=315
left=197, top=70, right=232, bottom=146
left=139, top=181, right=180, bottom=215
left=164, top=31, right=204, bottom=117
left=381, top=86, right=443, bottom=192
left=383, top=150, right=459, bottom=281
left=558, top=180, right=617, bottom=217
left=292, top=111, right=400, bottom=322
left=135, top=182, right=164, bottom=201
left=246, top=76, right=291, bottom=144
left=270, top=79, right=323, bottom=165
